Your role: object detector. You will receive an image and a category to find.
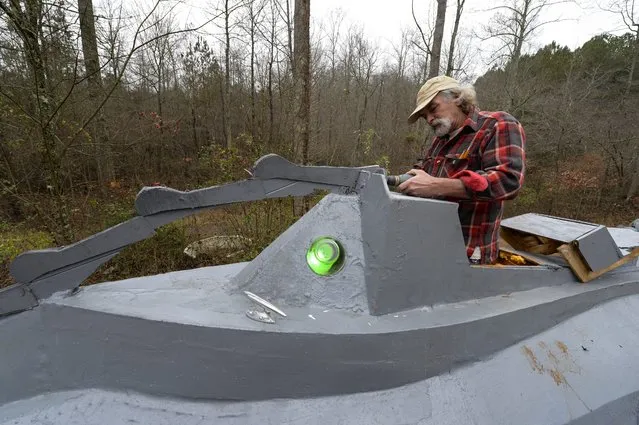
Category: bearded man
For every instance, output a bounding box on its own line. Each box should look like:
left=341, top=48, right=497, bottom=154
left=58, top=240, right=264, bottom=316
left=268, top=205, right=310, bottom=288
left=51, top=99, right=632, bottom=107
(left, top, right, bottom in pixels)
left=398, top=75, right=526, bottom=265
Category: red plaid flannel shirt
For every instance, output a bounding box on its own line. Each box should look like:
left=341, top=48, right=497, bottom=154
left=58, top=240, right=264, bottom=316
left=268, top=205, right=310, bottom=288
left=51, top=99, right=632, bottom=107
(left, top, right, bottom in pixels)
left=415, top=108, right=526, bottom=264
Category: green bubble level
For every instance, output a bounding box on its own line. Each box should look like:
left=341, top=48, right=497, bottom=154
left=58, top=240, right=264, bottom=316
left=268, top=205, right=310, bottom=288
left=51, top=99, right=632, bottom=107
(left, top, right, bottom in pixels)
left=306, top=237, right=343, bottom=276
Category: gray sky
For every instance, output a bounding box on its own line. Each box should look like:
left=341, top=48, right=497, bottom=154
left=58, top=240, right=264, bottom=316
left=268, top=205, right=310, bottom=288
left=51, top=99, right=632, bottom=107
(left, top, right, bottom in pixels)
left=121, top=0, right=632, bottom=81
left=310, top=0, right=628, bottom=77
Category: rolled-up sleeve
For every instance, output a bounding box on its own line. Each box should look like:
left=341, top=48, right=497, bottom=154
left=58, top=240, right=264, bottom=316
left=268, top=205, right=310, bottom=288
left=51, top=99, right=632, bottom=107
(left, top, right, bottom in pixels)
left=462, top=116, right=526, bottom=201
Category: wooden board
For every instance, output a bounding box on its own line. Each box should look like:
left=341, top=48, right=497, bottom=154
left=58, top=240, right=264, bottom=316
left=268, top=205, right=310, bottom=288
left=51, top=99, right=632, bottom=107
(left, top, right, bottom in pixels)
left=500, top=227, right=561, bottom=256
left=499, top=243, right=568, bottom=267
left=557, top=244, right=639, bottom=283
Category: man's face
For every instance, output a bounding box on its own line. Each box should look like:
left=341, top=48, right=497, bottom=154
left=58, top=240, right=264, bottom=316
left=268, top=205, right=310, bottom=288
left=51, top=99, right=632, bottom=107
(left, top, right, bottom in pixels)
left=420, top=93, right=457, bottom=137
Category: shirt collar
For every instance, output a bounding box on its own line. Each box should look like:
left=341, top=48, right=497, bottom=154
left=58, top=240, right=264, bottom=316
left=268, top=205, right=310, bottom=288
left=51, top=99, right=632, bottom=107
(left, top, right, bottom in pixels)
left=462, top=108, right=481, bottom=132
left=434, top=108, right=481, bottom=142
left=439, top=109, right=480, bottom=141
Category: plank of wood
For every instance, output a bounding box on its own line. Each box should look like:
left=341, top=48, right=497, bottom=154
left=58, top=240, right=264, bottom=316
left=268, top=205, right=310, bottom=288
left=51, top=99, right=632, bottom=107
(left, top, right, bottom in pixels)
left=500, top=228, right=540, bottom=252
left=527, top=242, right=561, bottom=255
left=556, top=244, right=590, bottom=282
left=500, top=227, right=561, bottom=255
left=558, top=244, right=639, bottom=283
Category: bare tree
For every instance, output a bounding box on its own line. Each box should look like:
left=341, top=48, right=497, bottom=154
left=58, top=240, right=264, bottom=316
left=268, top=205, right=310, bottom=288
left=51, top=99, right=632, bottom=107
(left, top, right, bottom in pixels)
left=322, top=8, right=345, bottom=156
left=241, top=0, right=267, bottom=138
left=143, top=13, right=179, bottom=123
left=79, top=0, right=114, bottom=185
left=411, top=0, right=433, bottom=77
left=349, top=31, right=380, bottom=162
left=429, top=0, right=447, bottom=78
left=479, top=0, right=566, bottom=111
left=138, top=10, right=182, bottom=172
left=210, top=0, right=246, bottom=148
left=293, top=0, right=310, bottom=165
left=391, top=28, right=412, bottom=80
left=601, top=0, right=638, bottom=96
left=607, top=0, right=639, bottom=199
left=446, top=0, right=466, bottom=75
left=264, top=0, right=280, bottom=146
left=274, top=0, right=294, bottom=70
left=97, top=0, right=126, bottom=80
left=223, top=0, right=234, bottom=148
left=79, top=0, right=102, bottom=92
left=627, top=157, right=639, bottom=200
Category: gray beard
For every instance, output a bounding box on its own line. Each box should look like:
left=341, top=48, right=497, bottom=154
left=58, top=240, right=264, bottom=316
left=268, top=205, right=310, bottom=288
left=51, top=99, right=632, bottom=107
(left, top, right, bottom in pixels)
left=432, top=118, right=452, bottom=137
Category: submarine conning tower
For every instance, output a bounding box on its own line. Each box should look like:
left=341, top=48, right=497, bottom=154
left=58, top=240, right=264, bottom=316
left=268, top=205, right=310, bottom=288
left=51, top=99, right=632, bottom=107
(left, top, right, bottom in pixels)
left=227, top=161, right=606, bottom=315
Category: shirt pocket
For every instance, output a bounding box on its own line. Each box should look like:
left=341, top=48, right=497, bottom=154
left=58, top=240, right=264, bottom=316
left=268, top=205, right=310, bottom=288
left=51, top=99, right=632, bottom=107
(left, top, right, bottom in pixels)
left=448, top=153, right=484, bottom=175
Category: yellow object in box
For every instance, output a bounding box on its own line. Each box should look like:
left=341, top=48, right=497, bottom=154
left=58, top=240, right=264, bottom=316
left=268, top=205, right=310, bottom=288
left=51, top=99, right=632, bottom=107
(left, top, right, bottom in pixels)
left=498, top=251, right=527, bottom=265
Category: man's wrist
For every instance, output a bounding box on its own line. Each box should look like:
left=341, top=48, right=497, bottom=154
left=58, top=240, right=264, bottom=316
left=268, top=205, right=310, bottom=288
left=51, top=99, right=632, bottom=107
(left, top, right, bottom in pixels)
left=434, top=177, right=470, bottom=199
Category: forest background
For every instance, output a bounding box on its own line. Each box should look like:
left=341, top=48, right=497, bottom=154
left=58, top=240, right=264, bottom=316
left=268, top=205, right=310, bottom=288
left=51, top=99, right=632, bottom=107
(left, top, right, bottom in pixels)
left=1, top=0, right=638, bottom=286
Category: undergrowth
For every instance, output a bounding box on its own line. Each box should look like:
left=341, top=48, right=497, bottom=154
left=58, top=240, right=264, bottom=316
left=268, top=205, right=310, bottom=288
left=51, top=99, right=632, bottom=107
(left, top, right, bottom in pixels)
left=0, top=222, right=54, bottom=287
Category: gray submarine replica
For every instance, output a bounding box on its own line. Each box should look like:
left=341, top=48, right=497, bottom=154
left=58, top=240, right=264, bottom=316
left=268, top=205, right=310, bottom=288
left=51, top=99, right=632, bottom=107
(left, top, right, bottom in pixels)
left=1, top=153, right=639, bottom=424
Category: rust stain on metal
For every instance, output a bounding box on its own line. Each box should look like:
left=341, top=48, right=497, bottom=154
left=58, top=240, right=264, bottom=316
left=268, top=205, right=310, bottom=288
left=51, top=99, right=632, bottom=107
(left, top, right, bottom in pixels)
left=550, top=369, right=567, bottom=385
left=523, top=341, right=581, bottom=386
left=556, top=341, right=569, bottom=355
left=522, top=345, right=544, bottom=373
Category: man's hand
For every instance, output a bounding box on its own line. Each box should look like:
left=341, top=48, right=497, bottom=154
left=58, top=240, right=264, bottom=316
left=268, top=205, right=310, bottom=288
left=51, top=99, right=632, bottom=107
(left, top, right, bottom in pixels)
left=397, top=169, right=441, bottom=197
left=397, top=169, right=470, bottom=199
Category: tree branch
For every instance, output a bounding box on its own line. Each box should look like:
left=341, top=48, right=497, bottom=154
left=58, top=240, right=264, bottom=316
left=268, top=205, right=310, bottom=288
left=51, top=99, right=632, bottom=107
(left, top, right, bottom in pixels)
left=411, top=0, right=433, bottom=56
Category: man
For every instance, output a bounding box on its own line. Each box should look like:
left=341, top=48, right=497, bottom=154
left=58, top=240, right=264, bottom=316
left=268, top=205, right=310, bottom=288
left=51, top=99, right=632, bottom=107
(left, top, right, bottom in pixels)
left=398, top=75, right=526, bottom=264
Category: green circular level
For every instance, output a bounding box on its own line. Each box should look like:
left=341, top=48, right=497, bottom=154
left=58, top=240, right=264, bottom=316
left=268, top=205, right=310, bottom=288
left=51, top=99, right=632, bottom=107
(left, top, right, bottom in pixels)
left=306, top=237, right=345, bottom=276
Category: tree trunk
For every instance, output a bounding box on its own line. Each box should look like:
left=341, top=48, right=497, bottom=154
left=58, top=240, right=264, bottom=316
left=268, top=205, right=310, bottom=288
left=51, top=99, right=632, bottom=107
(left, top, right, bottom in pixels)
left=78, top=0, right=101, bottom=90
left=446, top=0, right=465, bottom=76
left=293, top=0, right=311, bottom=214
left=285, top=0, right=294, bottom=71
left=626, top=155, right=639, bottom=201
left=223, top=0, right=233, bottom=148
left=250, top=19, right=256, bottom=138
left=268, top=54, right=274, bottom=147
left=156, top=74, right=164, bottom=175
left=625, top=26, right=639, bottom=97
left=267, top=1, right=277, bottom=147
left=505, top=0, right=530, bottom=111
left=428, top=0, right=447, bottom=79
left=191, top=106, right=198, bottom=152
left=78, top=0, right=112, bottom=185
left=293, top=0, right=310, bottom=165
left=246, top=0, right=265, bottom=140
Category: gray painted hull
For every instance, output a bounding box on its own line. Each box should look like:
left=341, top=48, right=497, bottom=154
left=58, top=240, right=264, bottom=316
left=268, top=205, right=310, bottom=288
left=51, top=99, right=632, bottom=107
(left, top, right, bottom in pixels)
left=1, top=278, right=639, bottom=424
left=2, top=263, right=639, bottom=424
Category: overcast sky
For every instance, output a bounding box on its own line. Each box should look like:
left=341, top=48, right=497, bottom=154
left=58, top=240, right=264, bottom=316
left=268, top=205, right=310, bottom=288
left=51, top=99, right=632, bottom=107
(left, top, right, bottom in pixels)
left=309, top=0, right=629, bottom=77
left=126, top=0, right=633, bottom=82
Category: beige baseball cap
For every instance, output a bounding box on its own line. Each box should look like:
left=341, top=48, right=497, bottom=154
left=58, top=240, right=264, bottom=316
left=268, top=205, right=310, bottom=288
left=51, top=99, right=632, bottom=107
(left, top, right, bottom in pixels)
left=407, top=75, right=461, bottom=124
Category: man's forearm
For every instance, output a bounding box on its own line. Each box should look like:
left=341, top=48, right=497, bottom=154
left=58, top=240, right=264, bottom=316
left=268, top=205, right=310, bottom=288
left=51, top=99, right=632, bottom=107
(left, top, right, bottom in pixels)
left=434, top=177, right=470, bottom=199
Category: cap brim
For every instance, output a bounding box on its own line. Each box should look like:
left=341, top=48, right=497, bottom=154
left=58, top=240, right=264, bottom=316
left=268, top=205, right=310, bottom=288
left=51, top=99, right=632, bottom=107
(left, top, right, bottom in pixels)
left=407, top=92, right=437, bottom=124
left=407, top=79, right=461, bottom=124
